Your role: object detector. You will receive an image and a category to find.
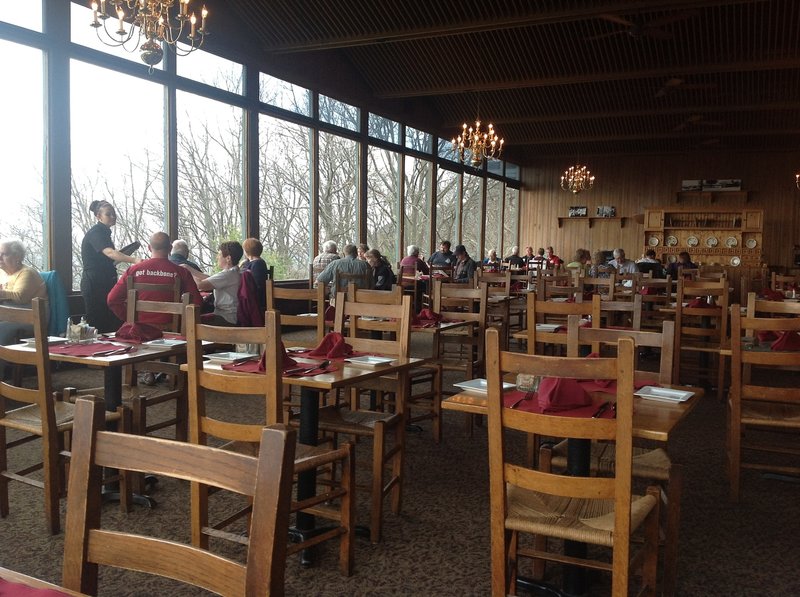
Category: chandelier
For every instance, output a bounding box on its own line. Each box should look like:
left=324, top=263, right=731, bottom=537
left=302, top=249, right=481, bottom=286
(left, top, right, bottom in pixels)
left=451, top=121, right=504, bottom=166
left=89, top=0, right=208, bottom=71
left=560, top=164, right=595, bottom=194
left=795, top=172, right=800, bottom=190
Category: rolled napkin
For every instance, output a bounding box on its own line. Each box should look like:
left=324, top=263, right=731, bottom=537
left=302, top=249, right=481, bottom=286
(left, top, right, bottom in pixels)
left=771, top=331, right=800, bottom=351
left=537, top=377, right=593, bottom=412
left=412, top=308, right=442, bottom=326
left=308, top=332, right=353, bottom=358
left=115, top=322, right=163, bottom=343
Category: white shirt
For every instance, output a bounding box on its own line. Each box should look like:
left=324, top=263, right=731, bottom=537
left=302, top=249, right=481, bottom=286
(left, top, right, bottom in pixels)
left=206, top=266, right=240, bottom=324
left=609, top=259, right=638, bottom=275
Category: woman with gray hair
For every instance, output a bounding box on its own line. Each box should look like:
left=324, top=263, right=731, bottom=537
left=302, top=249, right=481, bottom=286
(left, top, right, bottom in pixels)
left=0, top=238, right=48, bottom=377
left=399, top=244, right=429, bottom=275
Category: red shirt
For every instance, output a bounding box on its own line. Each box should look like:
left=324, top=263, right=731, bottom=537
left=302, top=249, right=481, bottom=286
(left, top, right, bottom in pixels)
left=107, top=257, right=203, bottom=324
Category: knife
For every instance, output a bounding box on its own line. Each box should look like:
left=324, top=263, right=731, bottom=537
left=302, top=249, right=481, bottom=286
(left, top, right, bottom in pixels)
left=592, top=401, right=611, bottom=418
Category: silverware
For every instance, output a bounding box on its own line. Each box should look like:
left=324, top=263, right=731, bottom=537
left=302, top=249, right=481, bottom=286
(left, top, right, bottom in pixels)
left=285, top=360, right=330, bottom=375
left=592, top=401, right=611, bottom=418
left=92, top=345, right=134, bottom=357
left=231, top=355, right=260, bottom=366
left=509, top=391, right=535, bottom=409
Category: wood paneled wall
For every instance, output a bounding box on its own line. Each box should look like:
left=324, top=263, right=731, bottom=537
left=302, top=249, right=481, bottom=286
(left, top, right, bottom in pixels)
left=519, top=151, right=800, bottom=268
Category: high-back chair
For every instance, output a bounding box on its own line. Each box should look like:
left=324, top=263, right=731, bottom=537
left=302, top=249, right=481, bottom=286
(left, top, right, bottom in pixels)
left=62, top=397, right=295, bottom=596
left=477, top=269, right=512, bottom=348
left=729, top=308, right=800, bottom=502
left=583, top=273, right=616, bottom=300
left=72, top=289, right=191, bottom=442
left=524, top=293, right=601, bottom=356
left=485, top=329, right=660, bottom=597
left=266, top=279, right=326, bottom=349
left=770, top=272, right=800, bottom=294
left=639, top=275, right=673, bottom=331
left=549, top=316, right=683, bottom=596
left=432, top=279, right=489, bottom=380
left=315, top=293, right=412, bottom=543
left=673, top=278, right=730, bottom=400
left=0, top=299, right=122, bottom=534
left=599, top=294, right=643, bottom=330
left=185, top=306, right=355, bottom=574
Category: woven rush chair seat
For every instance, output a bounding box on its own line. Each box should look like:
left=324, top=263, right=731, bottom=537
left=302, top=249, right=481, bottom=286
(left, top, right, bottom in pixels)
left=318, top=406, right=402, bottom=434
left=2, top=400, right=76, bottom=434
left=506, top=483, right=658, bottom=548
left=546, top=441, right=672, bottom=482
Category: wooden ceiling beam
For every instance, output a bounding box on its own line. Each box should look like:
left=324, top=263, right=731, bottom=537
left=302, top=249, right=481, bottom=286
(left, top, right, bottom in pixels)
left=378, top=58, right=800, bottom=98
left=265, top=0, right=764, bottom=53
left=512, top=127, right=800, bottom=145
left=442, top=102, right=800, bottom=128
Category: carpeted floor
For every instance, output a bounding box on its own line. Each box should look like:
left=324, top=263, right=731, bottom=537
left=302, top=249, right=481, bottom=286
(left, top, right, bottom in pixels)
left=2, top=332, right=799, bottom=596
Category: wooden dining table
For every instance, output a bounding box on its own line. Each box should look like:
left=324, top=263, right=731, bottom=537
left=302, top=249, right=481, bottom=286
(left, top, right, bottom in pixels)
left=0, top=567, right=85, bottom=596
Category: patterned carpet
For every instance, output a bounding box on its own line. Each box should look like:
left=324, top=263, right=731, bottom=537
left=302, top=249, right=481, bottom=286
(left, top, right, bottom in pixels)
left=2, top=332, right=799, bottom=596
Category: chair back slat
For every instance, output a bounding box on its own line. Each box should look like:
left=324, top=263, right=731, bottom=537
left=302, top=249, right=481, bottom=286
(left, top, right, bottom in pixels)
left=266, top=280, right=326, bottom=348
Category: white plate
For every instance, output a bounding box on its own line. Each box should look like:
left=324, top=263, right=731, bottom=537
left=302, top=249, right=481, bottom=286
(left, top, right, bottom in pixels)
left=143, top=338, right=187, bottom=347
left=634, top=386, right=694, bottom=402
left=205, top=351, right=259, bottom=363
left=665, top=236, right=678, bottom=247
left=648, top=236, right=659, bottom=247
left=550, top=297, right=569, bottom=303
left=730, top=256, right=741, bottom=266
left=345, top=355, right=395, bottom=367
left=535, top=323, right=562, bottom=332
left=296, top=312, right=318, bottom=317
left=725, top=236, right=738, bottom=248
left=705, top=236, right=718, bottom=248
left=453, top=378, right=516, bottom=395
left=686, top=236, right=699, bottom=247
left=745, top=238, right=757, bottom=249
left=22, top=336, right=68, bottom=345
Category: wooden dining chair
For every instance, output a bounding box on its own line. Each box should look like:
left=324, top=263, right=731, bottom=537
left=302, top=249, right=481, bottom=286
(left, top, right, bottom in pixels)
left=432, top=279, right=489, bottom=381
left=728, top=308, right=800, bottom=502
left=770, top=272, right=799, bottom=293
left=185, top=306, right=355, bottom=574
left=72, top=289, right=191, bottom=441
left=485, top=329, right=660, bottom=597
left=639, top=275, right=673, bottom=332
left=554, top=316, right=683, bottom=595
left=673, top=278, right=730, bottom=400
left=523, top=293, right=601, bottom=356
left=599, top=294, right=643, bottom=330
left=62, top=397, right=295, bottom=596
left=582, top=273, right=616, bottom=300
left=315, top=293, right=412, bottom=543
left=0, top=299, right=123, bottom=534
left=266, top=279, right=326, bottom=349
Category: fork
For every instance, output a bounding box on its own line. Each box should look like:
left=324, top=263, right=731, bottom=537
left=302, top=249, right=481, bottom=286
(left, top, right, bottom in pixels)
left=285, top=360, right=331, bottom=375
left=508, top=391, right=536, bottom=409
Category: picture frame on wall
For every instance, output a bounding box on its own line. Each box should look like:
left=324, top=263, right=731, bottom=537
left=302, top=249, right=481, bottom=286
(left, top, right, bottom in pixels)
left=596, top=206, right=616, bottom=218
left=568, top=206, right=588, bottom=217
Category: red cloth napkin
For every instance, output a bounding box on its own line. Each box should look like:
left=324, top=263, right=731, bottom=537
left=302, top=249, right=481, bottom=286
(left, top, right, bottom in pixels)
left=756, top=330, right=778, bottom=343
left=584, top=352, right=614, bottom=387
left=759, top=289, right=785, bottom=302
left=771, top=331, right=800, bottom=351
left=308, top=332, right=353, bottom=358
left=324, top=305, right=336, bottom=322
left=115, top=322, right=163, bottom=343
left=49, top=342, right=120, bottom=357
left=503, top=390, right=614, bottom=418
left=685, top=297, right=710, bottom=309
left=0, top=578, right=72, bottom=596
left=537, top=377, right=593, bottom=412
left=412, top=308, right=442, bottom=326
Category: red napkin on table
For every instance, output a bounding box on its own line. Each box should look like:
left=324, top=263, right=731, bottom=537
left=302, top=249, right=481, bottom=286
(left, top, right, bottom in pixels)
left=585, top=352, right=614, bottom=387
left=771, top=331, right=800, bottom=351
left=308, top=332, right=353, bottom=358
left=222, top=342, right=298, bottom=373
left=537, top=377, right=593, bottom=412
left=685, top=297, right=709, bottom=309
left=324, top=305, right=336, bottom=322
left=49, top=342, right=120, bottom=357
left=115, top=322, right=163, bottom=343
left=759, top=289, right=785, bottom=302
left=412, top=308, right=442, bottom=326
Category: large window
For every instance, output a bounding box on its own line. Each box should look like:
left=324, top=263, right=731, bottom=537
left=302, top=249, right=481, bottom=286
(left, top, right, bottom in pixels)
left=319, top=95, right=359, bottom=132
left=0, top=1, right=41, bottom=31
left=461, top=174, right=482, bottom=258
left=318, top=132, right=358, bottom=249
left=436, top=169, right=459, bottom=247
left=259, top=74, right=311, bottom=116
left=368, top=114, right=400, bottom=144
left=70, top=60, right=166, bottom=289
left=404, top=157, right=432, bottom=259
left=484, top=179, right=503, bottom=259
left=503, top=187, right=520, bottom=256
left=366, top=147, right=400, bottom=261
left=259, top=116, right=313, bottom=280
left=175, top=91, right=244, bottom=272
left=177, top=47, right=243, bottom=94
left=0, top=41, right=45, bottom=271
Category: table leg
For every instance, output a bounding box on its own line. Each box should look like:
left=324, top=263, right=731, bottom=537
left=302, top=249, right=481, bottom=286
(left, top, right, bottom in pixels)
left=563, top=438, right=590, bottom=596
left=293, top=386, right=320, bottom=567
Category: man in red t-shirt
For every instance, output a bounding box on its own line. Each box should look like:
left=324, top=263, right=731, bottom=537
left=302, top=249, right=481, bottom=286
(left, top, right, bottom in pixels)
left=107, top=232, right=203, bottom=325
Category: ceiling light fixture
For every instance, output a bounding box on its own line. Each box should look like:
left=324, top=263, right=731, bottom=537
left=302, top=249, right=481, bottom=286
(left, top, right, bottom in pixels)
left=451, top=120, right=504, bottom=166
left=561, top=164, right=595, bottom=194
left=89, top=0, right=208, bottom=72
left=795, top=172, right=800, bottom=190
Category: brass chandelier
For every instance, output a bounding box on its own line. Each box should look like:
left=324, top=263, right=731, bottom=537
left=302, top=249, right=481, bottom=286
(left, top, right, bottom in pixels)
left=560, top=164, right=595, bottom=194
left=89, top=0, right=208, bottom=71
left=452, top=120, right=504, bottom=166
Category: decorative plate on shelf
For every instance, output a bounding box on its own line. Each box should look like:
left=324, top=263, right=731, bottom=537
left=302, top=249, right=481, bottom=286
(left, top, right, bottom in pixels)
left=705, top=236, right=719, bottom=248
left=725, top=236, right=738, bottom=248
left=648, top=236, right=660, bottom=247
left=665, top=235, right=678, bottom=247
left=667, top=255, right=678, bottom=263
left=745, top=238, right=757, bottom=249
left=686, top=236, right=699, bottom=247
left=730, top=256, right=741, bottom=267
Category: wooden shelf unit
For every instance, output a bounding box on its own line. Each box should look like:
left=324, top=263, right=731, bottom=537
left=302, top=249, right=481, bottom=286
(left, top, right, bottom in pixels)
left=676, top=190, right=749, bottom=203
left=557, top=216, right=626, bottom=228
left=644, top=207, right=763, bottom=267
